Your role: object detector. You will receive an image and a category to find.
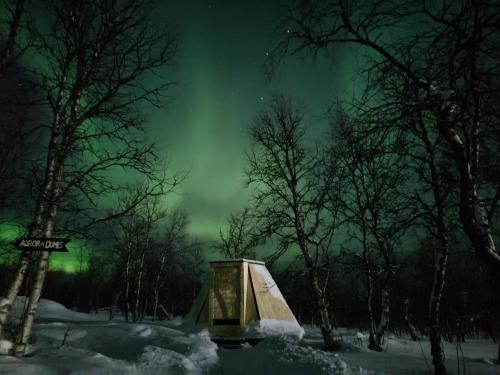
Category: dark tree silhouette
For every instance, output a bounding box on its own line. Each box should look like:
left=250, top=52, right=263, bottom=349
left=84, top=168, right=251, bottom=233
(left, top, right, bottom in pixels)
left=269, top=0, right=500, bottom=368
left=246, top=95, right=341, bottom=350
left=332, top=104, right=412, bottom=351
left=215, top=207, right=260, bottom=260
left=0, top=0, right=179, bottom=356
left=0, top=0, right=31, bottom=78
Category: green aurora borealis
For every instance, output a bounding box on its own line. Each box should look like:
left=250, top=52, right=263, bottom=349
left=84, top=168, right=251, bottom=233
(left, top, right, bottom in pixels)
left=2, top=0, right=364, bottom=272
left=154, top=0, right=358, bottom=239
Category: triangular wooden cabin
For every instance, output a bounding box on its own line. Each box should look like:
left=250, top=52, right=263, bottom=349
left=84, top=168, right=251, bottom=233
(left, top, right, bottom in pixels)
left=185, top=259, right=301, bottom=340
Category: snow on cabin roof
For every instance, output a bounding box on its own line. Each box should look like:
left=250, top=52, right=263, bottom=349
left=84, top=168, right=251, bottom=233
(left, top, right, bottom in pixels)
left=209, top=258, right=265, bottom=265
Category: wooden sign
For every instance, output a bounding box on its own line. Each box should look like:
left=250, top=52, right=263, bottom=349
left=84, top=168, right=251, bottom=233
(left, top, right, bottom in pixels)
left=13, top=237, right=70, bottom=252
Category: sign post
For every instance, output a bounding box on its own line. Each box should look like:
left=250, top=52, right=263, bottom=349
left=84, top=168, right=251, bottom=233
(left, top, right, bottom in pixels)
left=12, top=237, right=70, bottom=252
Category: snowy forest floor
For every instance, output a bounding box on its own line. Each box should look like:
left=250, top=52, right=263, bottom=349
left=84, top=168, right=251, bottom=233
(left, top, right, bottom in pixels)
left=0, top=298, right=497, bottom=374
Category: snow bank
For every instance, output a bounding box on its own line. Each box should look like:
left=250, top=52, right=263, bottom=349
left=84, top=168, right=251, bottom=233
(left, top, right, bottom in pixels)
left=1, top=298, right=498, bottom=374
left=138, top=346, right=198, bottom=374
left=216, top=335, right=360, bottom=374
left=187, top=330, right=218, bottom=368
left=137, top=330, right=218, bottom=374
left=130, top=323, right=185, bottom=339
left=36, top=323, right=88, bottom=343
left=0, top=340, right=12, bottom=355
left=272, top=337, right=348, bottom=371
left=10, top=297, right=103, bottom=322
left=245, top=319, right=305, bottom=340
left=168, top=316, right=183, bottom=327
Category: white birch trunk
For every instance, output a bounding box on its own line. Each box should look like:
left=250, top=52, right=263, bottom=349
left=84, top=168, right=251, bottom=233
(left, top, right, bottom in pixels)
left=109, top=291, right=120, bottom=321
left=134, top=220, right=151, bottom=322
left=293, top=203, right=337, bottom=350
left=0, top=136, right=62, bottom=336
left=403, top=299, right=419, bottom=341
left=13, top=250, right=50, bottom=356
left=13, top=162, right=63, bottom=356
left=375, top=288, right=390, bottom=349
left=13, top=203, right=57, bottom=355
left=0, top=59, right=68, bottom=340
left=124, top=243, right=132, bottom=321
left=152, top=252, right=167, bottom=321
left=134, top=249, right=146, bottom=322
left=0, top=148, right=58, bottom=336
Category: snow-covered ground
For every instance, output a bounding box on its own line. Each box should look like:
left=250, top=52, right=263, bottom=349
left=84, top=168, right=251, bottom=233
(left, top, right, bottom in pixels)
left=0, top=298, right=497, bottom=374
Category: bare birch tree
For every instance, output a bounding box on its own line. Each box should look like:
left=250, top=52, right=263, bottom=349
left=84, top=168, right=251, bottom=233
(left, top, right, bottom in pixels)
left=270, top=0, right=500, bottom=367
left=0, top=0, right=179, bottom=356
left=110, top=190, right=165, bottom=321
left=151, top=209, right=188, bottom=320
left=402, top=88, right=456, bottom=374
left=332, top=105, right=412, bottom=351
left=215, top=207, right=260, bottom=260
left=343, top=67, right=456, bottom=368
left=133, top=197, right=166, bottom=322
left=271, top=0, right=500, bottom=271
left=246, top=95, right=341, bottom=351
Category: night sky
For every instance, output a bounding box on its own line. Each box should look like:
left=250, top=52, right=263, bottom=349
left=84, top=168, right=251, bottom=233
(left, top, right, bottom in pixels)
left=0, top=0, right=364, bottom=272
left=150, top=0, right=358, bottom=242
